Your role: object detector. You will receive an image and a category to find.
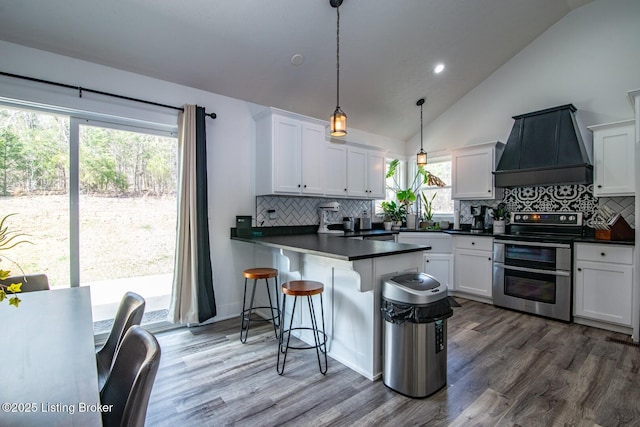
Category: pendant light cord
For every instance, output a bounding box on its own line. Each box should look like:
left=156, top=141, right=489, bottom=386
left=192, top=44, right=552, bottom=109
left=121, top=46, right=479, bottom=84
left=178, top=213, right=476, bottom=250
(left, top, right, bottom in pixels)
left=420, top=102, right=423, bottom=150
left=336, top=4, right=340, bottom=109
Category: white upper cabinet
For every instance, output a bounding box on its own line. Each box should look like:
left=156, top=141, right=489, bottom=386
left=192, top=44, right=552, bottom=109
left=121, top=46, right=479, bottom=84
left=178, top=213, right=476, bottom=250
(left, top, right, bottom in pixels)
left=588, top=120, right=635, bottom=197
left=346, top=147, right=385, bottom=199
left=451, top=142, right=504, bottom=200
left=325, top=143, right=348, bottom=197
left=256, top=109, right=326, bottom=196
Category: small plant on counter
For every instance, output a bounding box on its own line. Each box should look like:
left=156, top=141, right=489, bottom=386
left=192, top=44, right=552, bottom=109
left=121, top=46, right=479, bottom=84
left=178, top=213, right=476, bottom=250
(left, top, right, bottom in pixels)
left=421, top=192, right=437, bottom=222
left=491, top=202, right=507, bottom=220
left=381, top=200, right=406, bottom=223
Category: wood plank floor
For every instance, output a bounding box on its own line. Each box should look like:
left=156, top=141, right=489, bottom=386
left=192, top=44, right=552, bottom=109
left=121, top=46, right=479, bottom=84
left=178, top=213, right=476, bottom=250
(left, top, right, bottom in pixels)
left=145, top=298, right=640, bottom=427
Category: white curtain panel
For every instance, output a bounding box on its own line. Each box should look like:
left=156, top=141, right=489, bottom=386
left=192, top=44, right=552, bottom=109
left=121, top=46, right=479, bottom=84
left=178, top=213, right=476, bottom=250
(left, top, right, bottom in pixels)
left=168, top=105, right=199, bottom=324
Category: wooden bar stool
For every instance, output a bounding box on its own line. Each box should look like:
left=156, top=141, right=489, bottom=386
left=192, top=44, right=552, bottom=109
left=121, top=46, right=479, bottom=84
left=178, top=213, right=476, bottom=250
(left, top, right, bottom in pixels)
left=240, top=267, right=280, bottom=343
left=277, top=280, right=328, bottom=375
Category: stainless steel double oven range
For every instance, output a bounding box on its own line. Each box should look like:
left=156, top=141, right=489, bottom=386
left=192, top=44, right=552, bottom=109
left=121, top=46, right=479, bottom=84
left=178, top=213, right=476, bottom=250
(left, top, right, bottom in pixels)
left=493, top=212, right=583, bottom=322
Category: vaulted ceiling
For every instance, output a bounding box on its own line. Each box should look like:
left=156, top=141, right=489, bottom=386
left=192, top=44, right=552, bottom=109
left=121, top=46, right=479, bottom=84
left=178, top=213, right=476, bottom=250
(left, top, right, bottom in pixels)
left=0, top=0, right=591, bottom=141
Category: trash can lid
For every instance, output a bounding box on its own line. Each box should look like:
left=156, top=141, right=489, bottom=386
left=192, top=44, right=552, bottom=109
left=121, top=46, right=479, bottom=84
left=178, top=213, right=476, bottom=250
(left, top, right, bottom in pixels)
left=382, top=272, right=447, bottom=305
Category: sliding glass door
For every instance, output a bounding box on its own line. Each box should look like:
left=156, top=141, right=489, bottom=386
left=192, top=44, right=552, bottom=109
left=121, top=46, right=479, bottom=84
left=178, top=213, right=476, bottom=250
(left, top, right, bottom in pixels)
left=1, top=105, right=177, bottom=332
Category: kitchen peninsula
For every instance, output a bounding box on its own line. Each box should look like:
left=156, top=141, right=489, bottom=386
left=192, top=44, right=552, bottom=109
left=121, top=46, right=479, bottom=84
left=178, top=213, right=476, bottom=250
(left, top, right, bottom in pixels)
left=231, top=230, right=430, bottom=380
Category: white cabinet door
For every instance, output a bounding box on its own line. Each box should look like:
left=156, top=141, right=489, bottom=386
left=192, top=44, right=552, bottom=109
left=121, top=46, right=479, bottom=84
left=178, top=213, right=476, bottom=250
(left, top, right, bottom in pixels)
left=454, top=248, right=493, bottom=297
left=451, top=143, right=503, bottom=200
left=273, top=115, right=302, bottom=194
left=347, top=147, right=385, bottom=199
left=347, top=147, right=369, bottom=198
left=425, top=253, right=453, bottom=291
left=575, top=260, right=633, bottom=326
left=300, top=122, right=326, bottom=195
left=325, top=144, right=348, bottom=196
left=367, top=150, right=386, bottom=199
left=590, top=121, right=635, bottom=197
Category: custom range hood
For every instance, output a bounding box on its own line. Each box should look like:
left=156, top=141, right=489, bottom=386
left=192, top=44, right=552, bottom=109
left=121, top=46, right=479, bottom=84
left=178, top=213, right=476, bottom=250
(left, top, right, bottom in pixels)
left=494, top=104, right=592, bottom=187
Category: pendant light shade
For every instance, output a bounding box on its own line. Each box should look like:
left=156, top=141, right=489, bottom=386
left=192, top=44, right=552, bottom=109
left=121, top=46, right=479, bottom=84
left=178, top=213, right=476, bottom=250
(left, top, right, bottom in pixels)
left=331, top=107, right=347, bottom=137
left=330, top=0, right=347, bottom=137
left=416, top=98, right=427, bottom=166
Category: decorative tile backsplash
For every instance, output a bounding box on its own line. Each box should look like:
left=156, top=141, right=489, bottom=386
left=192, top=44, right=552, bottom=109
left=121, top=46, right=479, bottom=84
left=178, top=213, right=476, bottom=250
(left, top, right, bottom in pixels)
left=460, top=184, right=635, bottom=228
left=256, top=196, right=374, bottom=227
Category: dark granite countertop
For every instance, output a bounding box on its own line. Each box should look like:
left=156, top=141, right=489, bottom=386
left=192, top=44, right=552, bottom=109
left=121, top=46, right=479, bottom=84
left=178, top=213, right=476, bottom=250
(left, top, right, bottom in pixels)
left=231, top=233, right=430, bottom=261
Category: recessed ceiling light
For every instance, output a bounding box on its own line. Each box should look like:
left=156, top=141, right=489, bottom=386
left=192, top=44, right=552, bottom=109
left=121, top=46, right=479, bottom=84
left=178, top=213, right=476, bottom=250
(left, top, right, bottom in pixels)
left=291, top=54, right=304, bottom=66
left=433, top=63, right=445, bottom=74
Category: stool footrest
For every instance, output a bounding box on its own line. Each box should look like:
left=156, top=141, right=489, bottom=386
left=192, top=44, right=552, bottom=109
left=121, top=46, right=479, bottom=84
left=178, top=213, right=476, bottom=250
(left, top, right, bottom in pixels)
left=279, top=327, right=328, bottom=351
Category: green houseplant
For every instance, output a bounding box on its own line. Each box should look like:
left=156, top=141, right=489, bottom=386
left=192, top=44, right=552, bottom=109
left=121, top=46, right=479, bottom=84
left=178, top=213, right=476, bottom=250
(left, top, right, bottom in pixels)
left=420, top=192, right=437, bottom=228
left=380, top=200, right=406, bottom=230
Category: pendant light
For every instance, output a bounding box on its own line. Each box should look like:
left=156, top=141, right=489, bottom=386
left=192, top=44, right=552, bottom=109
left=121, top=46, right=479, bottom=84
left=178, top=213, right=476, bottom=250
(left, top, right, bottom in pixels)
left=330, top=0, right=347, bottom=137
left=416, top=98, right=427, bottom=166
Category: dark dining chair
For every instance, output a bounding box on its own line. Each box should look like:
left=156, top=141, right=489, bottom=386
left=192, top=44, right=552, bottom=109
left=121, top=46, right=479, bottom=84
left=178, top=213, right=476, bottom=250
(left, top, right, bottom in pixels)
left=96, top=291, right=146, bottom=389
left=0, top=273, right=50, bottom=292
left=100, top=325, right=161, bottom=427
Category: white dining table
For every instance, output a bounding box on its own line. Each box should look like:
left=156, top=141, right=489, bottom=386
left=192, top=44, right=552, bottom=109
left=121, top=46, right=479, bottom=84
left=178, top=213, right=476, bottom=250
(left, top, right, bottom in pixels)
left=0, top=286, right=103, bottom=426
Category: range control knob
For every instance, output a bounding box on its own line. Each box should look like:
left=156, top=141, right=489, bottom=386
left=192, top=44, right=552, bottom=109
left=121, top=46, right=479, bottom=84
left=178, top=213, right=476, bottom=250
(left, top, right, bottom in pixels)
left=522, top=215, right=529, bottom=221
left=515, top=215, right=522, bottom=221
left=569, top=215, right=576, bottom=222
left=560, top=215, right=567, bottom=221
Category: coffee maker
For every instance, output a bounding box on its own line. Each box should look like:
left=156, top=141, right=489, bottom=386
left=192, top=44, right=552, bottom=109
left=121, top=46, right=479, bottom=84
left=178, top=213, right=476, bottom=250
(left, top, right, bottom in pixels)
left=470, top=205, right=486, bottom=233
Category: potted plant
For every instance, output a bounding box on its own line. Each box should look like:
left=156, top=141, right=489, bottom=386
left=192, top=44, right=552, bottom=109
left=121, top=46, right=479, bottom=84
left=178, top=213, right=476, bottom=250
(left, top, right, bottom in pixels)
left=0, top=214, right=31, bottom=308
left=420, top=192, right=437, bottom=229
left=492, top=202, right=507, bottom=234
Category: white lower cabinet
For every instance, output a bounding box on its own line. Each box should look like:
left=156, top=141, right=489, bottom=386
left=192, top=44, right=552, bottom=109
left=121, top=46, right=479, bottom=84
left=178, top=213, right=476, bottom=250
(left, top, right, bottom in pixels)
left=453, top=236, right=493, bottom=298
left=574, top=243, right=634, bottom=327
left=424, top=253, right=453, bottom=291
left=397, top=232, right=452, bottom=291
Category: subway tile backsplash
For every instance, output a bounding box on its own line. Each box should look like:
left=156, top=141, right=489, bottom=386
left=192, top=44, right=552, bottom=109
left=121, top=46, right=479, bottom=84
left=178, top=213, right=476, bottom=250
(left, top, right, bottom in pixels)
left=256, top=196, right=374, bottom=227
left=257, top=186, right=634, bottom=230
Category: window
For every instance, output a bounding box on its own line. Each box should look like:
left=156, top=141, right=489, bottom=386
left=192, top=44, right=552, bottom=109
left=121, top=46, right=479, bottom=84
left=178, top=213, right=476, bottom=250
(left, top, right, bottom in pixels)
left=417, top=155, right=453, bottom=217
left=376, top=156, right=453, bottom=219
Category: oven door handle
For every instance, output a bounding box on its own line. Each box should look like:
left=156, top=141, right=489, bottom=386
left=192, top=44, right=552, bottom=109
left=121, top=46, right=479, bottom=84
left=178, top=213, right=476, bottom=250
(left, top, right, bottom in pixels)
left=494, top=262, right=571, bottom=277
left=493, top=239, right=571, bottom=249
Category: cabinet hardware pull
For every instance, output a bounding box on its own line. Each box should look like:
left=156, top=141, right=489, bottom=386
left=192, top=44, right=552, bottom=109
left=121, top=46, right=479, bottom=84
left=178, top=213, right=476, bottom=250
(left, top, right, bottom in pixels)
left=577, top=267, right=582, bottom=271
left=304, top=184, right=307, bottom=188
left=597, top=185, right=602, bottom=188
left=298, top=184, right=301, bottom=188
left=601, top=252, right=605, bottom=256
left=488, top=257, right=491, bottom=261
left=471, top=242, right=475, bottom=245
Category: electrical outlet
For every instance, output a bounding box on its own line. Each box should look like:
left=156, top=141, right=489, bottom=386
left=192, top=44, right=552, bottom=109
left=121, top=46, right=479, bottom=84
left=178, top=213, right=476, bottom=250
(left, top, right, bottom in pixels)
left=268, top=209, right=277, bottom=220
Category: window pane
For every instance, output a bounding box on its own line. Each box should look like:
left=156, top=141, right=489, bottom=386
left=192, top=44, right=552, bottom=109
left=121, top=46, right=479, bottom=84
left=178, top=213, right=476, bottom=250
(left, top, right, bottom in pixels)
left=78, top=124, right=177, bottom=327
left=423, top=158, right=453, bottom=215
left=0, top=106, right=71, bottom=286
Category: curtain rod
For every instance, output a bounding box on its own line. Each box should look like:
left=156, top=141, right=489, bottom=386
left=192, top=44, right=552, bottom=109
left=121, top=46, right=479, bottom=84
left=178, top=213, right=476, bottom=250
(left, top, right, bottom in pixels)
left=0, top=71, right=217, bottom=119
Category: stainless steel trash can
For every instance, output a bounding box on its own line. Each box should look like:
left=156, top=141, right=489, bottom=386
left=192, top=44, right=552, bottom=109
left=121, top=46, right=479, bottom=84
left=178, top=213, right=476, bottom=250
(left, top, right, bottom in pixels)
left=381, top=272, right=453, bottom=398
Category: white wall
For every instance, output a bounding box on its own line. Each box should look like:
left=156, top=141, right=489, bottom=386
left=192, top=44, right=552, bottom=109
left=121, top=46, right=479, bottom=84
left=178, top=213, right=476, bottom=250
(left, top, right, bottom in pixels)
left=0, top=40, right=405, bottom=322
left=407, top=0, right=640, bottom=155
